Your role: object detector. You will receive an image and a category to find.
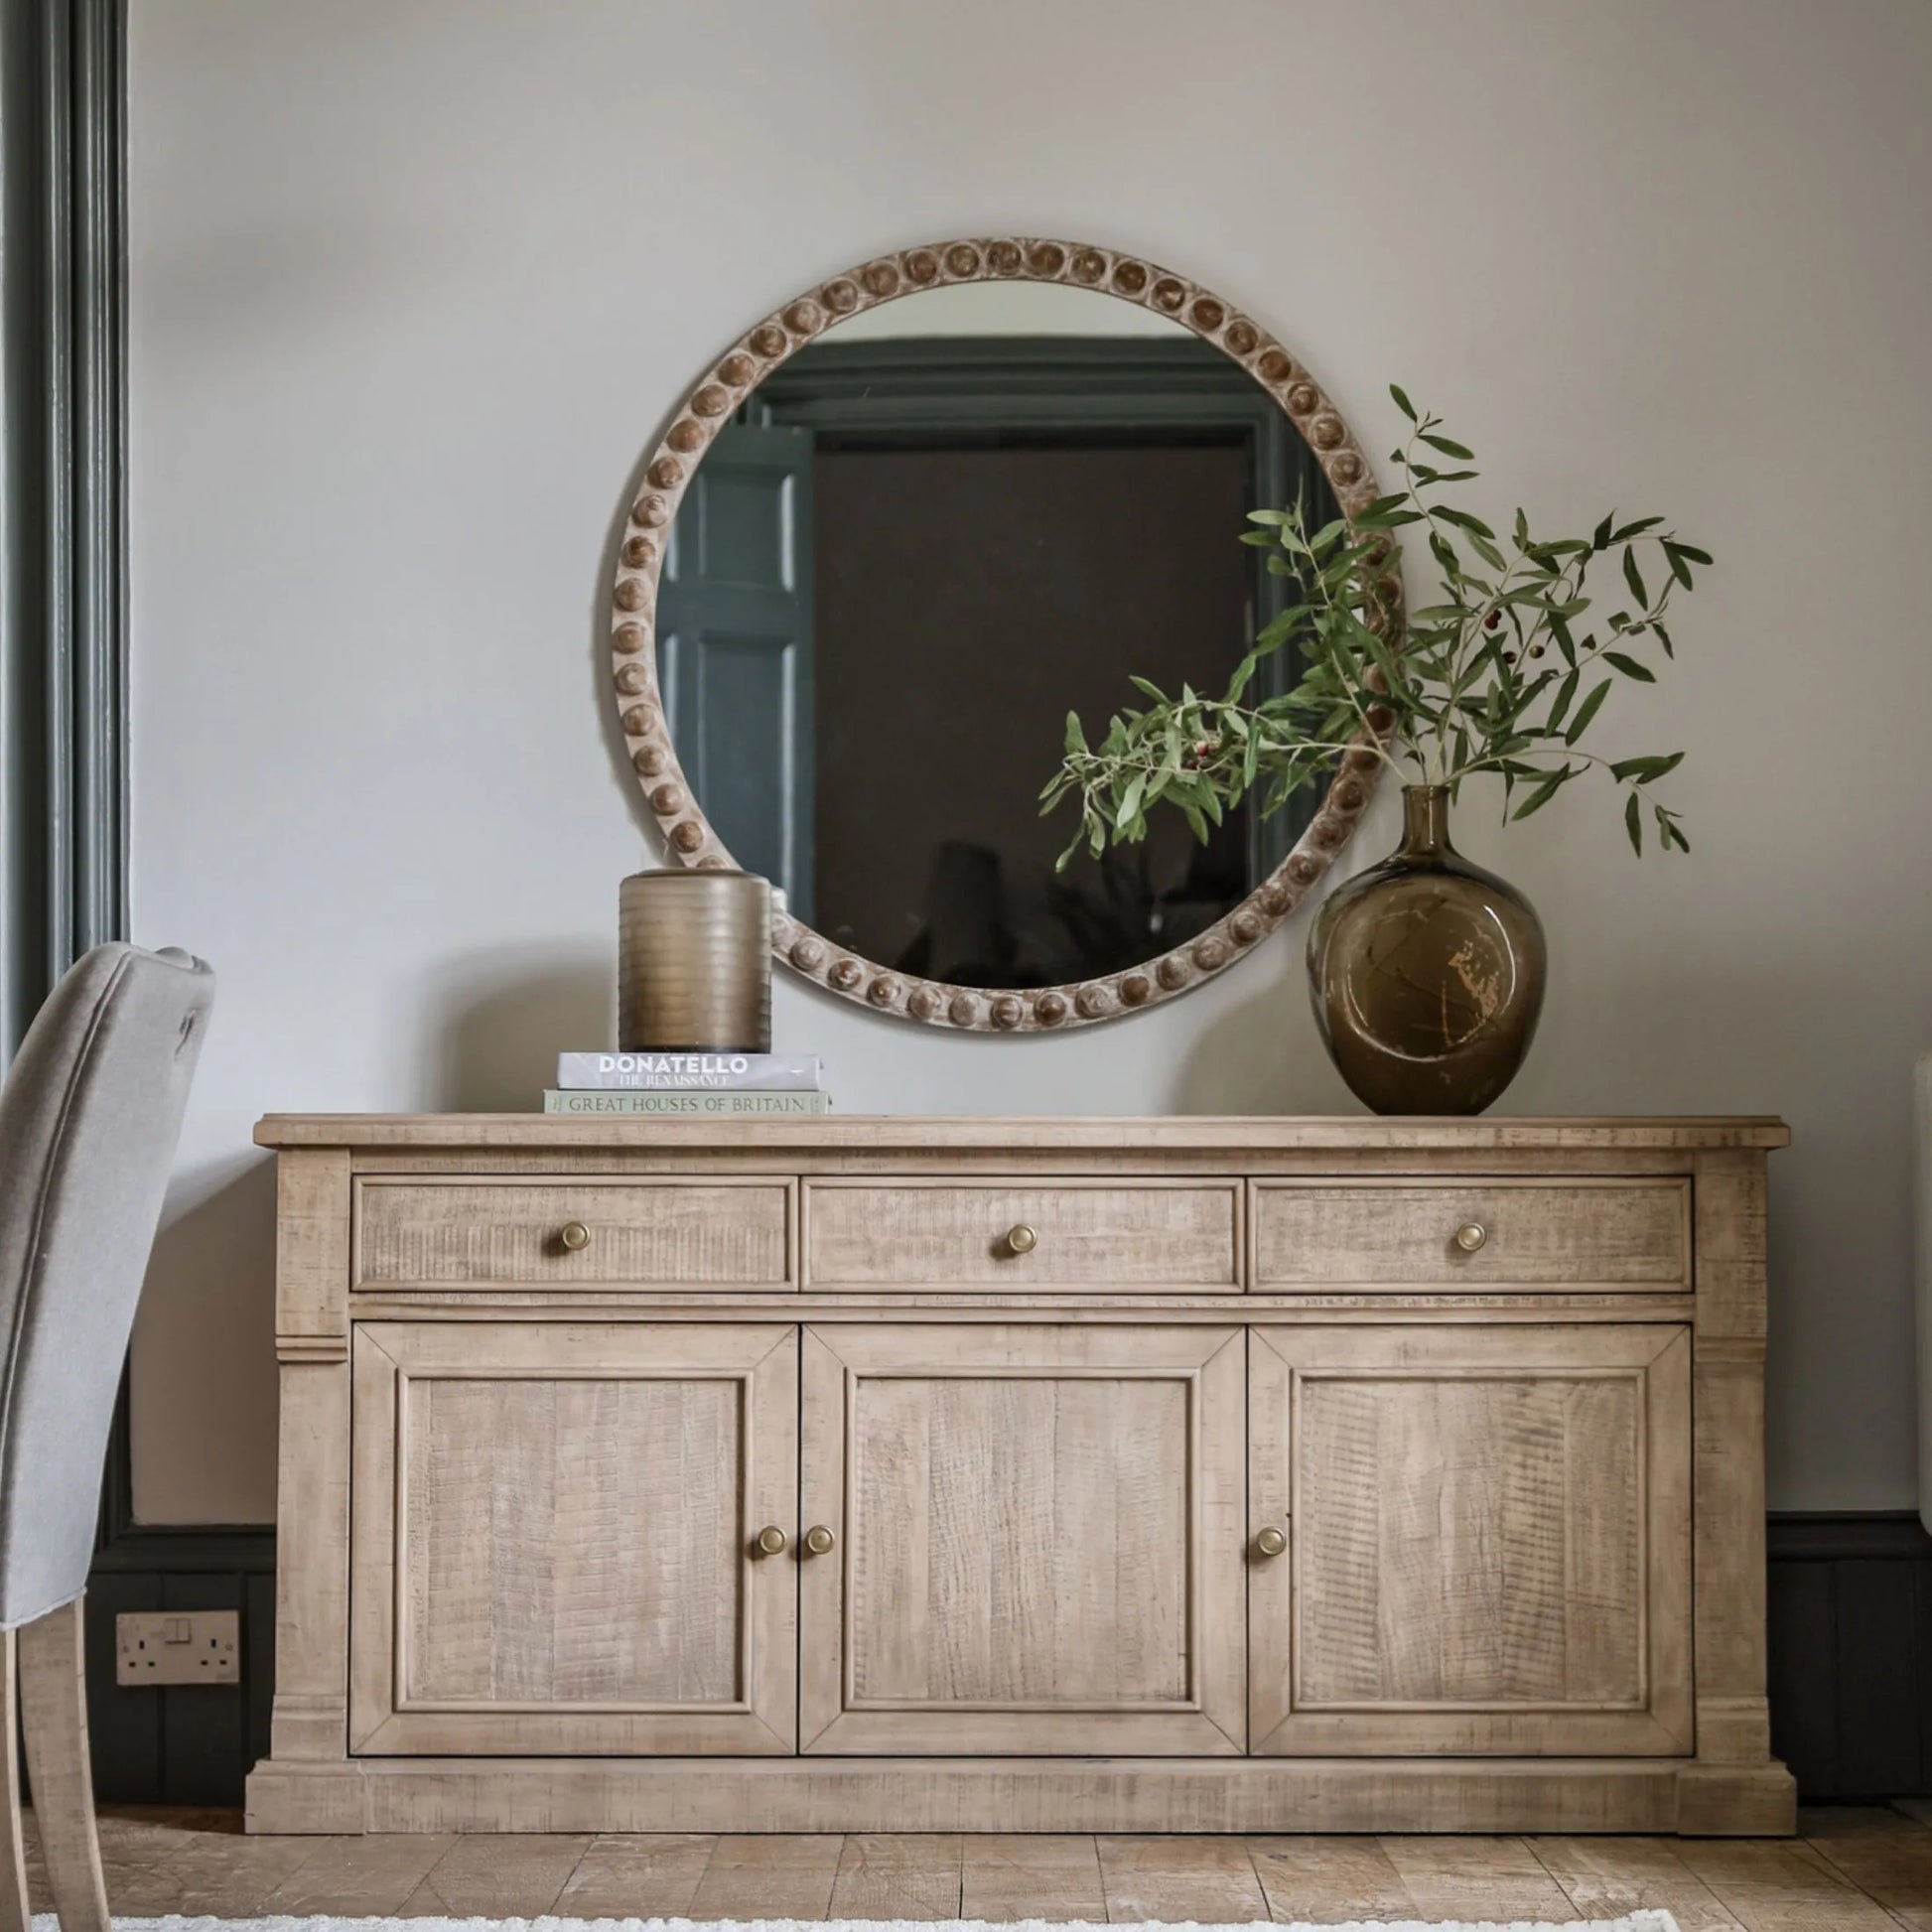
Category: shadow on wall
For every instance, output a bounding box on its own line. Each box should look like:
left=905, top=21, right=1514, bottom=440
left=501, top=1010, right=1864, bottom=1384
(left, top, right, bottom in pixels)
left=422, top=946, right=617, bottom=1111
left=1167, top=959, right=1359, bottom=1116
left=132, top=1155, right=280, bottom=1519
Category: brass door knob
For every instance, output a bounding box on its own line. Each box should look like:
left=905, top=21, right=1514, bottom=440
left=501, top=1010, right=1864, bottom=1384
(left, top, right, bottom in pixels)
left=560, top=1220, right=592, bottom=1252
left=1006, top=1223, right=1038, bottom=1256
left=754, top=1525, right=788, bottom=1557
left=802, top=1525, right=836, bottom=1557
left=1252, top=1526, right=1288, bottom=1560
left=1454, top=1221, right=1488, bottom=1254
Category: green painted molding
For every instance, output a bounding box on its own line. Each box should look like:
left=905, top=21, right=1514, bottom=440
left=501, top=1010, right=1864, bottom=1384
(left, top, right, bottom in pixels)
left=0, top=0, right=129, bottom=1058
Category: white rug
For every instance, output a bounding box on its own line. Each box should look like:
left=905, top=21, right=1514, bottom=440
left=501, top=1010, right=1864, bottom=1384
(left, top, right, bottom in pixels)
left=50, top=1914, right=1684, bottom=1932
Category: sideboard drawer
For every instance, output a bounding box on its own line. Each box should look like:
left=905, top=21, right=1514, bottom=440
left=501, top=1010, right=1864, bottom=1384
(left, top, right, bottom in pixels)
left=352, top=1177, right=795, bottom=1289
left=1252, top=1178, right=1690, bottom=1290
left=803, top=1179, right=1241, bottom=1289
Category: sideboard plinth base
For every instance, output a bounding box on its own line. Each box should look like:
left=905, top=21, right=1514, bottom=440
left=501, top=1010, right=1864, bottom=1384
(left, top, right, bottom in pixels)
left=245, top=1755, right=1793, bottom=1838
left=1674, top=1760, right=1799, bottom=1837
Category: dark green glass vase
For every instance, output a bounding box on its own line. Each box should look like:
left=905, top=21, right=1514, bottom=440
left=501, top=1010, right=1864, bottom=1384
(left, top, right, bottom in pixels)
left=1308, top=784, right=1546, bottom=1115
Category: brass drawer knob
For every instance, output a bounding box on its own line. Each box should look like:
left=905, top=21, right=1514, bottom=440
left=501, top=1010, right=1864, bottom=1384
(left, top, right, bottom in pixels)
left=754, top=1525, right=788, bottom=1558
left=1006, top=1223, right=1038, bottom=1256
left=559, top=1220, right=592, bottom=1252
left=802, top=1524, right=836, bottom=1557
left=1252, top=1526, right=1288, bottom=1560
left=1454, top=1221, right=1488, bottom=1254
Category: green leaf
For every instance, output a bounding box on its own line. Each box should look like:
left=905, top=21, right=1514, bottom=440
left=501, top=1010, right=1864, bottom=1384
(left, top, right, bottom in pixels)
left=1609, top=751, right=1686, bottom=783
left=1592, top=512, right=1616, bottom=551
left=1511, top=764, right=1573, bottom=820
left=1548, top=667, right=1581, bottom=730
left=1434, top=504, right=1497, bottom=541
left=1256, top=604, right=1310, bottom=645
left=1127, top=675, right=1168, bottom=703
left=1420, top=431, right=1475, bottom=460
left=1565, top=678, right=1612, bottom=744
left=1611, top=515, right=1664, bottom=542
left=1390, top=383, right=1418, bottom=422
left=1654, top=621, right=1675, bottom=659
left=1063, top=711, right=1088, bottom=756
left=1359, top=624, right=1414, bottom=707
left=1548, top=610, right=1577, bottom=668
left=1671, top=541, right=1713, bottom=566
left=1625, top=790, right=1642, bottom=855
left=1602, top=649, right=1655, bottom=682
left=1622, top=548, right=1648, bottom=608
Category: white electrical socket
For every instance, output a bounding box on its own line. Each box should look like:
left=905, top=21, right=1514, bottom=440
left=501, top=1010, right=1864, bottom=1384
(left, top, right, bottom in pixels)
left=115, top=1610, right=240, bottom=1686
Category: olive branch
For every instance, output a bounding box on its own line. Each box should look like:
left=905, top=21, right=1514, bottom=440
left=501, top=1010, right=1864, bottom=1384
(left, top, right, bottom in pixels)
left=1042, top=386, right=1709, bottom=866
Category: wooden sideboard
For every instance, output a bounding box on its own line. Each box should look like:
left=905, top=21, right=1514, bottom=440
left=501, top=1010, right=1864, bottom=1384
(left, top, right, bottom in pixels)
left=243, top=1113, right=1793, bottom=1837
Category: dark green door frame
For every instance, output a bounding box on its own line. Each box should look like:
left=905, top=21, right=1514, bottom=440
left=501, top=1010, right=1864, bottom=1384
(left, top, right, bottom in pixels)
left=1, top=0, right=129, bottom=1055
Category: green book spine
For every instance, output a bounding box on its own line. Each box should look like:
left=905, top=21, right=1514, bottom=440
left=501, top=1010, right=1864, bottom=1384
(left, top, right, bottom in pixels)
left=542, top=1088, right=832, bottom=1116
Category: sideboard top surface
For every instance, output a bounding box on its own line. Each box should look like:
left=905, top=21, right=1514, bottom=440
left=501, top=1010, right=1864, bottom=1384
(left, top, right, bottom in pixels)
left=254, top=1112, right=1790, bottom=1152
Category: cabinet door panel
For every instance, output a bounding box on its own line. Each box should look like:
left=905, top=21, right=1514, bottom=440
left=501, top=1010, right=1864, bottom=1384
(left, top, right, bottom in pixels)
left=1249, top=1323, right=1691, bottom=1756
left=350, top=1321, right=796, bottom=1754
left=800, top=1323, right=1245, bottom=1754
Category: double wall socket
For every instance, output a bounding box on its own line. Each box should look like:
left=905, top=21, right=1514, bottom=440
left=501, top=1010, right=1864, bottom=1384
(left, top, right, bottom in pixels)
left=115, top=1610, right=240, bottom=1686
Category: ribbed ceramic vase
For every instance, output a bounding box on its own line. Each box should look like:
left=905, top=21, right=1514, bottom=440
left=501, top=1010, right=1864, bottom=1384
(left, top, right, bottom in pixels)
left=1308, top=785, right=1546, bottom=1115
left=619, top=869, right=772, bottom=1051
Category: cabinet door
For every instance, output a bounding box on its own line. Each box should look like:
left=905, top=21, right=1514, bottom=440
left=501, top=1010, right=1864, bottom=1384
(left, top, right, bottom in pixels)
left=1249, top=1323, right=1692, bottom=1756
left=799, top=1322, right=1246, bottom=1754
left=350, top=1321, right=796, bottom=1755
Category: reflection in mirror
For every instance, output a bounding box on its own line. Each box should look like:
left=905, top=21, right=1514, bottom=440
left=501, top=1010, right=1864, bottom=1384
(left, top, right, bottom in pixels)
left=658, top=281, right=1337, bottom=991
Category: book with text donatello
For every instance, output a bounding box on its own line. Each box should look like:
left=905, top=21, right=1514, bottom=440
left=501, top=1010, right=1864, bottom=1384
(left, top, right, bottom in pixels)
left=556, top=1052, right=822, bottom=1091
left=543, top=1088, right=832, bottom=1116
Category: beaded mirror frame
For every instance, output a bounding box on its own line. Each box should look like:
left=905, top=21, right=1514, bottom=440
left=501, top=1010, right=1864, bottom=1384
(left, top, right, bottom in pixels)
left=609, top=237, right=1386, bottom=1033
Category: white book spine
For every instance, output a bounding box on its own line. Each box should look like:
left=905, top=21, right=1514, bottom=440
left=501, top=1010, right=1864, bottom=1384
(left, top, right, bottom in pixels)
left=555, top=1052, right=822, bottom=1091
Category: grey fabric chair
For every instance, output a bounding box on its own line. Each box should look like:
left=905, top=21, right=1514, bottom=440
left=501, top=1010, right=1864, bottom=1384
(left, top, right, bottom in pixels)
left=0, top=945, right=213, bottom=1932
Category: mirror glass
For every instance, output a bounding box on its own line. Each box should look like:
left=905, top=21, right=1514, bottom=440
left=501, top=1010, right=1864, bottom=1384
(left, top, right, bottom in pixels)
left=657, top=279, right=1338, bottom=991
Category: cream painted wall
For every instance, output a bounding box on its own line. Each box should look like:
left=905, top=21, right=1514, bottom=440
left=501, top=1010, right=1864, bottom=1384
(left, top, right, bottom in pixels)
left=128, top=0, right=1932, bottom=1522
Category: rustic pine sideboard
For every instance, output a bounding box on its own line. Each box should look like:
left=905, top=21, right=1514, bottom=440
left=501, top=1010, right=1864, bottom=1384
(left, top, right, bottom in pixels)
left=243, top=1114, right=1793, bottom=1837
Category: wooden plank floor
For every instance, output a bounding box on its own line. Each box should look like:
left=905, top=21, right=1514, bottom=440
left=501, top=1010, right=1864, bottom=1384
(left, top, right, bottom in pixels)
left=18, top=1804, right=1932, bottom=1925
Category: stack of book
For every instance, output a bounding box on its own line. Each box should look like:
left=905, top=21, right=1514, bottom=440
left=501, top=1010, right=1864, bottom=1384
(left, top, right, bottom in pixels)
left=543, top=1052, right=830, bottom=1116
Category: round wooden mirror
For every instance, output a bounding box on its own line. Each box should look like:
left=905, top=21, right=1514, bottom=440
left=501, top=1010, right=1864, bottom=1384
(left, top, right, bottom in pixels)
left=609, top=238, right=1385, bottom=1032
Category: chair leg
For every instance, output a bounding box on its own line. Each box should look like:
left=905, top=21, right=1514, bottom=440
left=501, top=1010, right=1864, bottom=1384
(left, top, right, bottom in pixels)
left=17, top=1597, right=107, bottom=1932
left=0, top=1630, right=29, bottom=1932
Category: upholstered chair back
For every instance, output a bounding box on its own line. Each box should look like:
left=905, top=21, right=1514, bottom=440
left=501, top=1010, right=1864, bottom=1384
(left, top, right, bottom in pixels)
left=0, top=944, right=213, bottom=1627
